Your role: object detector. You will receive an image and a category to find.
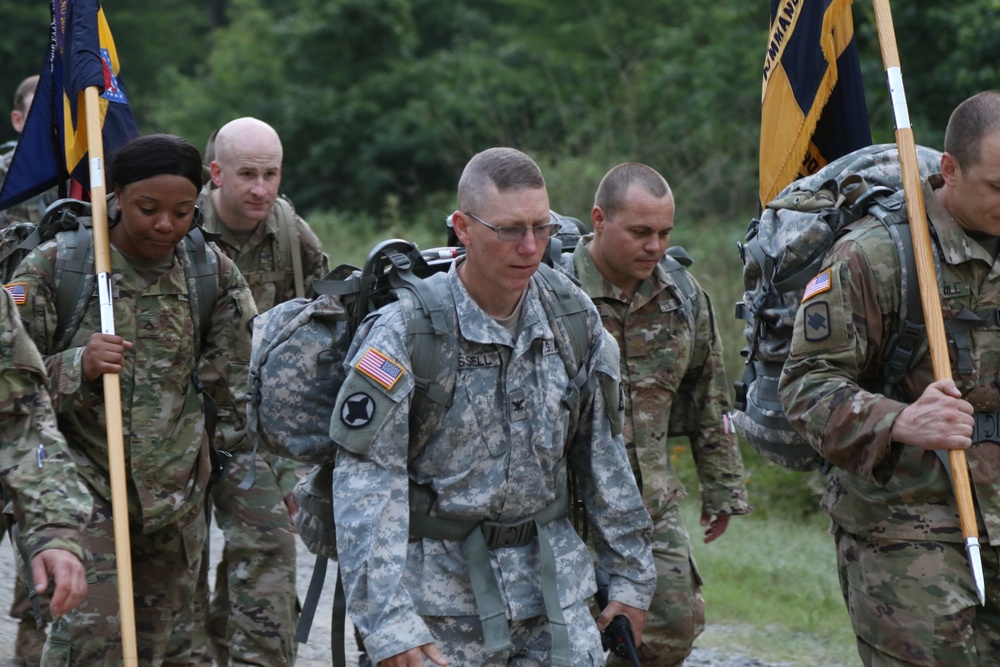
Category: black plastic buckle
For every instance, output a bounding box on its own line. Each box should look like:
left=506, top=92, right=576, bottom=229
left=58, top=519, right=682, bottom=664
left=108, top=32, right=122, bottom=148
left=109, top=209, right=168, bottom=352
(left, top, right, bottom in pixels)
left=481, top=517, right=537, bottom=549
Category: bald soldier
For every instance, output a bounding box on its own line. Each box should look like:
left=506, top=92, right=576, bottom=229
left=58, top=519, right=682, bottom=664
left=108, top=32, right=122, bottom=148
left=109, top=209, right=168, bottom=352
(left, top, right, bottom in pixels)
left=183, top=117, right=329, bottom=666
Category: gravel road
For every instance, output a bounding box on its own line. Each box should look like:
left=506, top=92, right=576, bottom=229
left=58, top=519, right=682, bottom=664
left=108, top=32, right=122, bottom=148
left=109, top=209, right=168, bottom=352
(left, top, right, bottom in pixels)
left=1, top=527, right=821, bottom=667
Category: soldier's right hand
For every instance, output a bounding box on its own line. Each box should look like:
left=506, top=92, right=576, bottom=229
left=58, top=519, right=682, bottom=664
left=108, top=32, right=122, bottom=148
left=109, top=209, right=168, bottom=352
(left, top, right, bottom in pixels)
left=891, top=379, right=974, bottom=450
left=82, top=333, right=133, bottom=380
left=381, top=643, right=448, bottom=667
left=32, top=548, right=87, bottom=617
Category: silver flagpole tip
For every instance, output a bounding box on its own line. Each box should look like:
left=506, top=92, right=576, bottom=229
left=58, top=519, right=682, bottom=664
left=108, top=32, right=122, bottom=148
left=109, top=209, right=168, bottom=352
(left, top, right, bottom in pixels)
left=965, top=537, right=986, bottom=606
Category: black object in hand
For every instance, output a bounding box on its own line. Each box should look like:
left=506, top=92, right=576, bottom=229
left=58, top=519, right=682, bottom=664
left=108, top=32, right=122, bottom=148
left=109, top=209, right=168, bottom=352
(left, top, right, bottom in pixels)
left=594, top=566, right=642, bottom=666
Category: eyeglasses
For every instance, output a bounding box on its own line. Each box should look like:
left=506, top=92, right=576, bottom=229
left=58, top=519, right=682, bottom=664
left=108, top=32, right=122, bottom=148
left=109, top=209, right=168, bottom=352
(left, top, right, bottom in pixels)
left=463, top=211, right=560, bottom=242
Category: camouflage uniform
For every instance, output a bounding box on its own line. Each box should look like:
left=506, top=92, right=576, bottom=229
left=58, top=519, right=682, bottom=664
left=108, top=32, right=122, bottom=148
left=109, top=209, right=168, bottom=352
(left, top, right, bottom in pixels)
left=780, top=176, right=1000, bottom=664
left=571, top=238, right=750, bottom=666
left=0, top=143, right=59, bottom=227
left=331, top=261, right=656, bottom=665
left=10, top=233, right=256, bottom=665
left=0, top=283, right=90, bottom=574
left=183, top=189, right=329, bottom=665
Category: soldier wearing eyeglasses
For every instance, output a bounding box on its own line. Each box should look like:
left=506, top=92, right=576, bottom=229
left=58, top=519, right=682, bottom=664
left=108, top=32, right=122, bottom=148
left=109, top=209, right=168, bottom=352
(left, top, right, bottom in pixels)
left=330, top=147, right=655, bottom=666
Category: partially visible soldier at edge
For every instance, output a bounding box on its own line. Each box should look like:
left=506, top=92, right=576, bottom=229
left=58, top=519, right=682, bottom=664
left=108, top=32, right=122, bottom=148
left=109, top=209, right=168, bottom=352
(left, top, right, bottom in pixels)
left=331, top=146, right=656, bottom=665
left=779, top=90, right=1000, bottom=665
left=565, top=163, right=750, bottom=666
left=184, top=116, right=329, bottom=666
left=0, top=75, right=59, bottom=228
left=0, top=287, right=91, bottom=667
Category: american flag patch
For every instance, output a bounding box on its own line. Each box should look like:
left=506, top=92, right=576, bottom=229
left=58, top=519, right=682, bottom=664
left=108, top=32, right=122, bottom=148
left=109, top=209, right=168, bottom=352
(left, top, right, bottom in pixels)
left=4, top=283, right=27, bottom=305
left=802, top=269, right=832, bottom=302
left=356, top=347, right=405, bottom=390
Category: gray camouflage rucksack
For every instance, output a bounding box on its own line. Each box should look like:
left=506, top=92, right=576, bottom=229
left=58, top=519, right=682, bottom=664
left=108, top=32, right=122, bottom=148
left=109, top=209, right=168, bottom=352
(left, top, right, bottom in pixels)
left=733, top=143, right=943, bottom=471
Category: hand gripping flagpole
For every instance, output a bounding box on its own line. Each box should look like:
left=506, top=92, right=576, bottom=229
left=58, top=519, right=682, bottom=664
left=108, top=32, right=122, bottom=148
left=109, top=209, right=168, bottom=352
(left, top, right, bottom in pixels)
left=872, top=0, right=986, bottom=606
left=83, top=85, right=140, bottom=663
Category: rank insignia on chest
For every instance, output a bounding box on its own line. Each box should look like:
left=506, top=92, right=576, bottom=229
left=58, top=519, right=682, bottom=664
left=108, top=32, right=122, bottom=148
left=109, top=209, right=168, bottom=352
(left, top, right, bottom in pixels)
left=3, top=282, right=27, bottom=305
left=356, top=347, right=405, bottom=390
left=802, top=301, right=831, bottom=342
left=802, top=269, right=832, bottom=302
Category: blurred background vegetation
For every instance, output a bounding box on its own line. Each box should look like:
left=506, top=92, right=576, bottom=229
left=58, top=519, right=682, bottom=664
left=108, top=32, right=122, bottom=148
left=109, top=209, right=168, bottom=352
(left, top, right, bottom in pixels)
left=3, top=1, right=998, bottom=657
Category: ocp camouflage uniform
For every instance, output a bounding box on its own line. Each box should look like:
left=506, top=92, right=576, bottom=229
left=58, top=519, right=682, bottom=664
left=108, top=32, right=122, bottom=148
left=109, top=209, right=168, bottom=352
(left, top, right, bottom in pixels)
left=0, top=283, right=91, bottom=569
left=780, top=175, right=1000, bottom=664
left=183, top=189, right=330, bottom=665
left=571, top=238, right=750, bottom=666
left=10, top=233, right=256, bottom=665
left=331, top=262, right=656, bottom=665
left=0, top=144, right=59, bottom=227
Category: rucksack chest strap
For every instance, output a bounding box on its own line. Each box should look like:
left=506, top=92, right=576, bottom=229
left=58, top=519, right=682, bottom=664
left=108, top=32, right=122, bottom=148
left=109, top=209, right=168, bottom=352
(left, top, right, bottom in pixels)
left=408, top=484, right=572, bottom=665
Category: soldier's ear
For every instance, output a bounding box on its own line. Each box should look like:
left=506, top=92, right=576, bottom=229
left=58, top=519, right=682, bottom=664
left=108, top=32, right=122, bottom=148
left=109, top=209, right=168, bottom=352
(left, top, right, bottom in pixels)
left=592, top=206, right=606, bottom=234
left=941, top=152, right=960, bottom=186
left=453, top=210, right=473, bottom=247
left=210, top=161, right=223, bottom=188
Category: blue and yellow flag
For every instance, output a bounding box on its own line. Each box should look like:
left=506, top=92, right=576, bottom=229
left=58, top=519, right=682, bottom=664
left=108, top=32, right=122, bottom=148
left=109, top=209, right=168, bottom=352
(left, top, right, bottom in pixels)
left=759, top=0, right=871, bottom=208
left=0, top=0, right=138, bottom=209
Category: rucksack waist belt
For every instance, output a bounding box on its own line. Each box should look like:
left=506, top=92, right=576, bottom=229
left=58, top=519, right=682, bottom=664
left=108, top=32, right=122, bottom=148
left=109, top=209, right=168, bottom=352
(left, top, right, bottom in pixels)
left=973, top=412, right=1000, bottom=444
left=408, top=488, right=569, bottom=546
left=408, top=486, right=572, bottom=666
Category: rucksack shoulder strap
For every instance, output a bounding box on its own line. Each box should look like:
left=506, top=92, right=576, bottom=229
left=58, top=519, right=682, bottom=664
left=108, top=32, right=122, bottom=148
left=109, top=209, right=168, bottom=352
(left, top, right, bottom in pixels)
left=660, top=248, right=699, bottom=326
left=273, top=196, right=305, bottom=298
left=534, top=263, right=592, bottom=377
left=180, top=226, right=220, bottom=350
left=52, top=224, right=96, bottom=352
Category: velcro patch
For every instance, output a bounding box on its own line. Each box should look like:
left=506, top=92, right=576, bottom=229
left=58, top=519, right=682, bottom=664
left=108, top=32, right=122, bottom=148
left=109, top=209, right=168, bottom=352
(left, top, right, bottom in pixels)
left=4, top=283, right=27, bottom=305
left=802, top=269, right=832, bottom=302
left=356, top=347, right=405, bottom=390
left=802, top=301, right=831, bottom=342
left=340, top=392, right=376, bottom=428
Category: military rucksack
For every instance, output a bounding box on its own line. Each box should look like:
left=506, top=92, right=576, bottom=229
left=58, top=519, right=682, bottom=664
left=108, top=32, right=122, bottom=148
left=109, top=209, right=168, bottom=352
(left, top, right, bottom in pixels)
left=733, top=143, right=943, bottom=471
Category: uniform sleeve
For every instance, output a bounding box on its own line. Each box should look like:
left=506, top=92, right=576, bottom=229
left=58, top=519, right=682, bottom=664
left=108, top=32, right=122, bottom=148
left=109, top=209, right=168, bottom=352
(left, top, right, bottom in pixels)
left=681, top=287, right=750, bottom=517
left=200, top=252, right=257, bottom=453
left=0, top=288, right=91, bottom=561
left=330, top=311, right=433, bottom=663
left=778, top=236, right=908, bottom=485
left=296, top=215, right=331, bottom=299
left=10, top=244, right=101, bottom=413
left=572, top=324, right=656, bottom=609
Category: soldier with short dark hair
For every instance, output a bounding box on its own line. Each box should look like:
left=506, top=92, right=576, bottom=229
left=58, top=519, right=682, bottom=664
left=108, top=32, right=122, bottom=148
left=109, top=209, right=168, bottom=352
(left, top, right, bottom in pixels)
left=568, top=162, right=750, bottom=666
left=780, top=90, right=1000, bottom=665
left=331, top=146, right=655, bottom=666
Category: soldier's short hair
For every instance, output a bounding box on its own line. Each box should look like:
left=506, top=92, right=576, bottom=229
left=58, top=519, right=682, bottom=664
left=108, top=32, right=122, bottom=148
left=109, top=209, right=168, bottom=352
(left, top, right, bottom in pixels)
left=458, top=147, right=545, bottom=214
left=110, top=134, right=203, bottom=196
left=944, top=90, right=1000, bottom=170
left=12, top=75, right=39, bottom=114
left=594, top=163, right=672, bottom=221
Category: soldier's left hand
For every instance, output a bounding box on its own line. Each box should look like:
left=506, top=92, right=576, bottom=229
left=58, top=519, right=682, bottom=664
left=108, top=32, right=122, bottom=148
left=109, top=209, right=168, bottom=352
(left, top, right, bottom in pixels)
left=284, top=493, right=299, bottom=523
left=700, top=512, right=731, bottom=543
left=597, top=601, right=646, bottom=647
left=32, top=548, right=87, bottom=617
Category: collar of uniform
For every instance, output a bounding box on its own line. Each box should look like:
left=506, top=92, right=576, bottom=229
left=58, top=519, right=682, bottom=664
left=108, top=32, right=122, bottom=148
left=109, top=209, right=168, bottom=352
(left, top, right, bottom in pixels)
left=447, top=259, right=553, bottom=350
left=574, top=235, right=669, bottom=309
left=197, top=185, right=280, bottom=247
left=923, top=174, right=996, bottom=267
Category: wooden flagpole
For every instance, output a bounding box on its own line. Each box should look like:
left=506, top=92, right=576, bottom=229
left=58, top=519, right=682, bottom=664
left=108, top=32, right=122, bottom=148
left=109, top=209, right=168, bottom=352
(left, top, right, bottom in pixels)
left=83, top=84, right=140, bottom=663
left=872, top=0, right=985, bottom=605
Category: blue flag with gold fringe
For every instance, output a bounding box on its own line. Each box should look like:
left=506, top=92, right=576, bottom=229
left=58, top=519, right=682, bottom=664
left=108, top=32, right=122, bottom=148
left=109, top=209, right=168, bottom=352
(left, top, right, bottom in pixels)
left=759, top=0, right=871, bottom=208
left=0, top=0, right=138, bottom=209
